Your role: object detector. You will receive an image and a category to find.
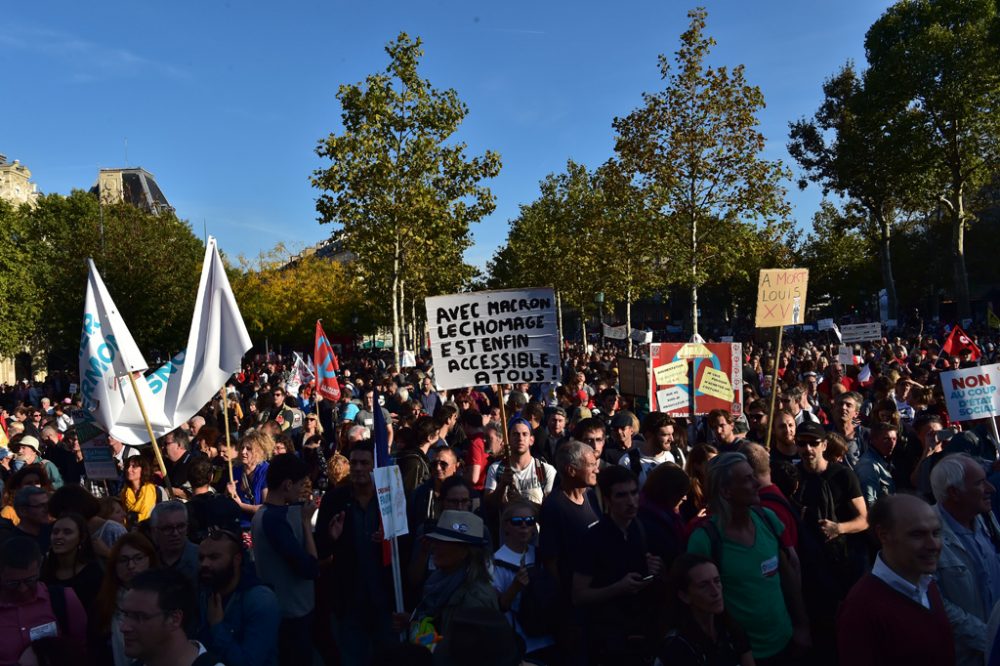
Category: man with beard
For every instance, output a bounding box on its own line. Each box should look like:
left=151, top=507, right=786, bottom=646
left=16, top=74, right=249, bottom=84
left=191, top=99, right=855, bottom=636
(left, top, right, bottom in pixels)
left=197, top=528, right=281, bottom=666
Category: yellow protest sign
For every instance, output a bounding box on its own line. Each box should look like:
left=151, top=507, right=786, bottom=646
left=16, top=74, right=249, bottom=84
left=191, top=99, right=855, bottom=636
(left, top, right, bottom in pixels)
left=653, top=360, right=688, bottom=386
left=698, top=366, right=733, bottom=402
left=677, top=343, right=712, bottom=359
left=755, top=268, right=809, bottom=328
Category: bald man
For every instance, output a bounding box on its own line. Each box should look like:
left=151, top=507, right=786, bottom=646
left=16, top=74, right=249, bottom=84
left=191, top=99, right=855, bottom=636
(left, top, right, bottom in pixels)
left=837, top=494, right=954, bottom=666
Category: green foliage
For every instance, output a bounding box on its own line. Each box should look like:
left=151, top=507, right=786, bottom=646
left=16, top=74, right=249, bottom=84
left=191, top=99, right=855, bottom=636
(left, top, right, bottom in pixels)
left=614, top=7, right=792, bottom=334
left=796, top=201, right=877, bottom=315
left=864, top=0, right=1000, bottom=317
left=0, top=191, right=205, bottom=368
left=312, top=32, right=501, bottom=355
left=231, top=245, right=367, bottom=349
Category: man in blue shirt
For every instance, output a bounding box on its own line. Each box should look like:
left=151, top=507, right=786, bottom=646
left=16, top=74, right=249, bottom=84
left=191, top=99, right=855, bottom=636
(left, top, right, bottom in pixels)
left=855, top=421, right=897, bottom=507
left=251, top=454, right=320, bottom=666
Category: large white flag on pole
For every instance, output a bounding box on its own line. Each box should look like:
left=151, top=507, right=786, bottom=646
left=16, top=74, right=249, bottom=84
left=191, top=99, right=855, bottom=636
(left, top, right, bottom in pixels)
left=79, top=260, right=166, bottom=442
left=156, top=236, right=253, bottom=428
left=79, top=237, right=252, bottom=444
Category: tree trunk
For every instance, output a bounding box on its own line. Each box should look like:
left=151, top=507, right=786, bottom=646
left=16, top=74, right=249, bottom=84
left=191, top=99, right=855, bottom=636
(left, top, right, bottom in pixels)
left=580, top=307, right=587, bottom=351
left=399, top=279, right=408, bottom=356
left=691, top=212, right=699, bottom=338
left=556, top=291, right=565, bottom=349
left=392, top=235, right=402, bottom=366
left=411, top=298, right=418, bottom=353
left=951, top=186, right=971, bottom=320
left=626, top=287, right=633, bottom=357
left=876, top=208, right=898, bottom=322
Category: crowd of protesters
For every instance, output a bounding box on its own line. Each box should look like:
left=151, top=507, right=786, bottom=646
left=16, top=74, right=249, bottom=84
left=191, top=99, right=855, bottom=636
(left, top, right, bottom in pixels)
left=0, top=323, right=999, bottom=665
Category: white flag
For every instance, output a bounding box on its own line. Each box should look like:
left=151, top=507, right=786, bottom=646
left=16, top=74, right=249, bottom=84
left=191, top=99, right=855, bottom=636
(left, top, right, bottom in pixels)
left=79, top=260, right=166, bottom=442
left=156, top=237, right=253, bottom=429
left=81, top=238, right=253, bottom=445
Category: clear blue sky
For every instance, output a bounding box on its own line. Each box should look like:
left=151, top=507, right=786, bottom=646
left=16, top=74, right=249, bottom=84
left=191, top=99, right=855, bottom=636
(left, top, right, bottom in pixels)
left=3, top=1, right=893, bottom=270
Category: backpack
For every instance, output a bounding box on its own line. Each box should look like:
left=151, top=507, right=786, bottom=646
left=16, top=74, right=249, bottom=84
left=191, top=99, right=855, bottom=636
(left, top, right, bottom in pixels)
left=697, top=506, right=783, bottom=567
left=495, top=458, right=548, bottom=501
left=494, top=559, right=560, bottom=637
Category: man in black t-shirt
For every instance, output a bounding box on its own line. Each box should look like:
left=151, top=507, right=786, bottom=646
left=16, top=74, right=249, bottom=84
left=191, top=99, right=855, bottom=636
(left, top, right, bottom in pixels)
left=573, top=466, right=662, bottom=664
left=792, top=421, right=869, bottom=661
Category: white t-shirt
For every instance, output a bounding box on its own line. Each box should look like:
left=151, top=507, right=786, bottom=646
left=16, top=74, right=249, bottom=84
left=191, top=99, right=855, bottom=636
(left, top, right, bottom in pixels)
left=484, top=458, right=555, bottom=505
left=491, top=544, right=556, bottom=654
left=619, top=448, right=676, bottom=488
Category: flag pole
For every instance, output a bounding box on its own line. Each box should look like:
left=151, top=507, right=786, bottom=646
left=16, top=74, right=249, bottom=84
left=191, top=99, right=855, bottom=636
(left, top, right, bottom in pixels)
left=220, top=386, right=234, bottom=484
left=765, top=325, right=784, bottom=450
left=126, top=372, right=172, bottom=494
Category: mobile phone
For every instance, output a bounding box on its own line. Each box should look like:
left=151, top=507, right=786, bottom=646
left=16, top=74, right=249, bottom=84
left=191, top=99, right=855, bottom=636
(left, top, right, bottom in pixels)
left=935, top=428, right=957, bottom=443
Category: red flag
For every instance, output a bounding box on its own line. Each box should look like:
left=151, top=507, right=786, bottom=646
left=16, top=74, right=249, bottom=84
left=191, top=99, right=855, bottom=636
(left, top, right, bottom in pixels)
left=314, top=321, right=342, bottom=401
left=941, top=325, right=981, bottom=361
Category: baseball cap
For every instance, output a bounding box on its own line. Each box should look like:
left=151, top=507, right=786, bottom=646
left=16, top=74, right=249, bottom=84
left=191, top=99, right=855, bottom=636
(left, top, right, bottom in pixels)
left=795, top=422, right=827, bottom=441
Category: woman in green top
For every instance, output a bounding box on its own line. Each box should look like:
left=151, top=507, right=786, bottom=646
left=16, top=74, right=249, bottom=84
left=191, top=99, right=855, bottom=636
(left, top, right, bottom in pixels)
left=687, top=452, right=808, bottom=662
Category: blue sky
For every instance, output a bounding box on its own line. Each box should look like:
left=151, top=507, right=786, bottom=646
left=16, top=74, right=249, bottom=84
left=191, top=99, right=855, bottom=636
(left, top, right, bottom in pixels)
left=2, top=1, right=893, bottom=270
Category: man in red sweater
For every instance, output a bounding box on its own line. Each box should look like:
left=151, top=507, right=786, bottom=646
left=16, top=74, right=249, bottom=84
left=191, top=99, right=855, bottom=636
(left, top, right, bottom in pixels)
left=837, top=494, right=954, bottom=666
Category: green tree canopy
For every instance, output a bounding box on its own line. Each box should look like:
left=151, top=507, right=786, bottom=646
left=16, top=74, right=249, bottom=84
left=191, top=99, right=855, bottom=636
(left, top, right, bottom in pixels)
left=312, top=32, right=501, bottom=360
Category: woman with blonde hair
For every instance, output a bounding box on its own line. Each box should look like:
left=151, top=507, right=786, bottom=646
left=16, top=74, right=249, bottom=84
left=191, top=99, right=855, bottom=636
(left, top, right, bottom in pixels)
left=227, top=430, right=272, bottom=527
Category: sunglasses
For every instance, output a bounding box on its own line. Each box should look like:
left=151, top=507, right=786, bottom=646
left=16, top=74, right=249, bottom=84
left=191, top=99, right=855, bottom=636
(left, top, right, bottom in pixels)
left=508, top=516, right=537, bottom=527
left=433, top=461, right=451, bottom=469
left=206, top=527, right=242, bottom=544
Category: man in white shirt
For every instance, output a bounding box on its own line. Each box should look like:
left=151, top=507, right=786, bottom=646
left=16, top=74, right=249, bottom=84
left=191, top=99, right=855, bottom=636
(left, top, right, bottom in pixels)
left=484, top=419, right=555, bottom=508
left=620, top=412, right=683, bottom=488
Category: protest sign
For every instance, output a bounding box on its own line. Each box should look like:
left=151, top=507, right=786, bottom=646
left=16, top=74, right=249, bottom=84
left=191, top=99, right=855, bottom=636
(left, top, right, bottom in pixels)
left=649, top=342, right=743, bottom=417
left=616, top=358, right=648, bottom=397
left=77, top=426, right=118, bottom=481
left=817, top=318, right=835, bottom=331
left=840, top=322, right=882, bottom=344
left=838, top=345, right=856, bottom=366
left=755, top=269, right=809, bottom=328
left=602, top=323, right=628, bottom=340
left=631, top=329, right=653, bottom=344
left=400, top=350, right=417, bottom=368
left=653, top=360, right=688, bottom=385
left=68, top=383, right=78, bottom=394
left=940, top=364, right=1000, bottom=422
left=426, top=288, right=560, bottom=390
left=372, top=465, right=409, bottom=539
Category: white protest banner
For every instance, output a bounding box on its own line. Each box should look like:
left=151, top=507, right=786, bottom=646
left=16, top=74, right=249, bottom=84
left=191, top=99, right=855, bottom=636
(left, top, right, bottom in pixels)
left=840, top=322, right=882, bottom=344
left=940, top=364, right=1000, bottom=422
left=602, top=323, right=628, bottom=340
left=817, top=318, right=835, bottom=331
left=656, top=386, right=688, bottom=411
left=372, top=465, right=409, bottom=539
left=426, top=288, right=560, bottom=390
left=400, top=350, right=417, bottom=368
left=630, top=329, right=653, bottom=344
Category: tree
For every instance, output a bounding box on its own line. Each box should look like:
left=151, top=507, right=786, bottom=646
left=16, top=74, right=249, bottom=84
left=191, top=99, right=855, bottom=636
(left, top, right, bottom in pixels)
left=0, top=200, right=43, bottom=357
left=232, top=245, right=366, bottom=350
left=864, top=0, right=1000, bottom=318
left=797, top=201, right=878, bottom=317
left=591, top=160, right=670, bottom=354
left=0, top=191, right=206, bottom=369
left=614, top=7, right=791, bottom=337
left=788, top=63, right=923, bottom=321
left=313, top=33, right=501, bottom=361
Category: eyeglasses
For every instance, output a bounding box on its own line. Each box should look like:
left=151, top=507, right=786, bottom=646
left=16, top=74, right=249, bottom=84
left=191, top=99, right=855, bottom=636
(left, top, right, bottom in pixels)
left=116, top=608, right=167, bottom=624
left=116, top=553, right=149, bottom=568
left=433, top=461, right=451, bottom=469
left=1, top=574, right=38, bottom=590
left=796, top=440, right=823, bottom=448
left=508, top=516, right=537, bottom=527
left=747, top=413, right=765, bottom=420
left=156, top=523, right=187, bottom=534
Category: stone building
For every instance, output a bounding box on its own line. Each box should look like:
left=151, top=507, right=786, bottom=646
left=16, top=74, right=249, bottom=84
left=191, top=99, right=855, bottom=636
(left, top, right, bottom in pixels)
left=89, top=167, right=174, bottom=214
left=0, top=154, right=40, bottom=206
